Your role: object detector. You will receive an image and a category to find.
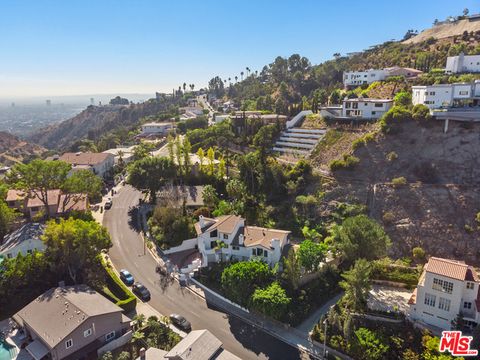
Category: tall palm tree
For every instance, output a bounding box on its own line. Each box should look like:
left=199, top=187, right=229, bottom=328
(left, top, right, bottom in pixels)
left=240, top=71, right=244, bottom=81
left=235, top=76, right=238, bottom=83
left=246, top=67, right=250, bottom=77
left=183, top=82, right=186, bottom=92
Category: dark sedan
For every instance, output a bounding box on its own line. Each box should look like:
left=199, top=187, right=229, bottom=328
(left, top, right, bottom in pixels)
left=132, top=282, right=151, bottom=301
left=169, top=314, right=191, bottom=332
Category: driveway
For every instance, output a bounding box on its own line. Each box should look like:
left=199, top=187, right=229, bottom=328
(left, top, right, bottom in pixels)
left=103, top=185, right=310, bottom=360
left=368, top=285, right=412, bottom=313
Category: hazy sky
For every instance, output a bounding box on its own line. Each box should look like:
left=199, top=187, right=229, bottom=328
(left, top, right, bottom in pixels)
left=0, top=0, right=476, bottom=98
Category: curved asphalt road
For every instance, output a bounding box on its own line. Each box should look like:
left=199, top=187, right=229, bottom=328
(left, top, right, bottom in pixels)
left=104, top=185, right=307, bottom=360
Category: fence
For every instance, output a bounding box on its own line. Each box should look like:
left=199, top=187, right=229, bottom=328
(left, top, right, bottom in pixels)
left=163, top=238, right=197, bottom=254
left=97, top=330, right=132, bottom=356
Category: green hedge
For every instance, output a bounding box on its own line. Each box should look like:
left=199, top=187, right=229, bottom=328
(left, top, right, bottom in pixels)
left=371, top=260, right=420, bottom=287
left=100, top=257, right=137, bottom=312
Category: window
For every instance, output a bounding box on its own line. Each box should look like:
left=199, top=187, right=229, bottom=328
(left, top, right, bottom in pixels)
left=352, top=102, right=358, bottom=109
left=438, top=297, right=451, bottom=312
left=223, top=234, right=228, bottom=240
left=210, top=241, right=216, bottom=249
left=432, top=278, right=454, bottom=294
left=464, top=302, right=472, bottom=309
left=364, top=103, right=368, bottom=106
left=374, top=103, right=384, bottom=107
left=65, top=339, right=73, bottom=349
left=105, top=331, right=115, bottom=342
left=429, top=91, right=436, bottom=95
left=210, top=230, right=218, bottom=238
left=6, top=254, right=12, bottom=259
left=466, top=282, right=474, bottom=290
left=424, top=293, right=436, bottom=307
left=27, top=250, right=33, bottom=254
left=84, top=328, right=92, bottom=337
left=263, top=250, right=268, bottom=257
left=372, top=111, right=376, bottom=115
left=459, top=91, right=469, bottom=95
left=345, top=102, right=351, bottom=108
left=231, top=245, right=239, bottom=251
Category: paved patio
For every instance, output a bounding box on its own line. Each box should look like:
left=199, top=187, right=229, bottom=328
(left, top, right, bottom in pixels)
left=367, top=285, right=413, bottom=313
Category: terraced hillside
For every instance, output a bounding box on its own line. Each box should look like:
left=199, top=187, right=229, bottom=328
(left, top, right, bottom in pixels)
left=313, top=119, right=480, bottom=265
left=0, top=131, right=46, bottom=165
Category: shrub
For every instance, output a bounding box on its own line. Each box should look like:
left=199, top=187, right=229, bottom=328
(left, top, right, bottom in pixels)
left=386, top=151, right=398, bottom=161
left=412, top=104, right=432, bottom=121
left=412, top=247, right=426, bottom=263
left=352, top=132, right=376, bottom=150
left=465, top=224, right=474, bottom=233
left=379, top=106, right=412, bottom=133
left=382, top=211, right=395, bottom=225
left=371, top=258, right=420, bottom=286
left=394, top=91, right=412, bottom=107
left=100, top=257, right=137, bottom=312
left=329, top=154, right=360, bottom=171
left=476, top=212, right=480, bottom=225
left=391, top=176, right=407, bottom=187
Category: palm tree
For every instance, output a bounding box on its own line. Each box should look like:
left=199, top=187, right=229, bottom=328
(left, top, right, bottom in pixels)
left=182, top=82, right=186, bottom=92
left=255, top=70, right=258, bottom=77
left=246, top=67, right=250, bottom=77
left=240, top=71, right=244, bottom=81
left=130, top=331, right=145, bottom=357
left=189, top=84, right=194, bottom=91
left=133, top=314, right=146, bottom=330
left=235, top=75, right=238, bottom=83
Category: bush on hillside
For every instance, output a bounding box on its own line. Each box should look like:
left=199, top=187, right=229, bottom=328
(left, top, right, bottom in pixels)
left=329, top=154, right=360, bottom=171
left=379, top=106, right=412, bottom=133
left=412, top=104, right=432, bottom=121
left=391, top=176, right=407, bottom=187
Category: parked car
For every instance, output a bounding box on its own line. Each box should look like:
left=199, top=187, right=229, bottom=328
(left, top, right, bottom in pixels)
left=132, top=282, right=151, bottom=301
left=169, top=314, right=191, bottom=332
left=104, top=198, right=113, bottom=209
left=119, top=269, right=134, bottom=285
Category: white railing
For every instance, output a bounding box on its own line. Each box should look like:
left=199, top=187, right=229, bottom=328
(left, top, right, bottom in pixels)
left=286, top=110, right=313, bottom=129
left=97, top=331, right=132, bottom=357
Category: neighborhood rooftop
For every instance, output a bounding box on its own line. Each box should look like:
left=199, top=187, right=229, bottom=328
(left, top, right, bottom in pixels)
left=13, top=285, right=128, bottom=349
left=424, top=257, right=479, bottom=282
left=0, top=223, right=45, bottom=254
left=58, top=152, right=113, bottom=165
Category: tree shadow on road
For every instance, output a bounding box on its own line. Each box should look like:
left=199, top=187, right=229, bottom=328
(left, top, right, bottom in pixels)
left=154, top=274, right=175, bottom=292
left=203, top=293, right=306, bottom=360
left=127, top=206, right=143, bottom=233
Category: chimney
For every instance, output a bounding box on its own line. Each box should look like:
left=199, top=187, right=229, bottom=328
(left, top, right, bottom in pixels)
left=139, top=348, right=146, bottom=359
left=239, top=234, right=244, bottom=245
left=199, top=215, right=205, bottom=228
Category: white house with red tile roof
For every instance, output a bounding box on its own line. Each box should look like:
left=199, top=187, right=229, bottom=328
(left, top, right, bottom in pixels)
left=58, top=152, right=114, bottom=179
left=194, top=215, right=290, bottom=267
left=408, top=257, right=480, bottom=330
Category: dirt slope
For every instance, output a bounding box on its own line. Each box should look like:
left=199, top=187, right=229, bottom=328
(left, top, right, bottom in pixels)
left=404, top=19, right=480, bottom=44
left=0, top=131, right=46, bottom=165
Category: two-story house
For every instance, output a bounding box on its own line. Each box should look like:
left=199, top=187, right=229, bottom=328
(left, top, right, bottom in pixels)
left=341, top=98, right=393, bottom=119
left=408, top=257, right=480, bottom=331
left=13, top=285, right=131, bottom=360
left=58, top=152, right=115, bottom=179
left=412, top=82, right=480, bottom=109
left=194, top=215, right=290, bottom=267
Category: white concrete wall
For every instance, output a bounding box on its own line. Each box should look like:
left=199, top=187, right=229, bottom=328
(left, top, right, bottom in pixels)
left=163, top=238, right=198, bottom=254
left=343, top=69, right=387, bottom=87
left=141, top=124, right=172, bottom=134
left=342, top=100, right=393, bottom=119
left=446, top=54, right=480, bottom=74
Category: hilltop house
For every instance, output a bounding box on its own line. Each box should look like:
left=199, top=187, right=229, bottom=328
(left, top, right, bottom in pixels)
left=408, top=257, right=480, bottom=331
left=412, top=81, right=480, bottom=109
left=102, top=146, right=135, bottom=165
left=137, top=329, right=240, bottom=360
left=194, top=215, right=290, bottom=267
left=0, top=223, right=45, bottom=259
left=13, top=285, right=131, bottom=360
left=341, top=98, right=393, bottom=119
left=140, top=122, right=174, bottom=136
left=5, top=189, right=88, bottom=219
left=343, top=67, right=423, bottom=87
left=57, top=152, right=114, bottom=179
left=446, top=52, right=480, bottom=74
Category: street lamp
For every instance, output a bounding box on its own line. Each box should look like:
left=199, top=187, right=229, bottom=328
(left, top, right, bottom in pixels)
left=323, top=319, right=328, bottom=360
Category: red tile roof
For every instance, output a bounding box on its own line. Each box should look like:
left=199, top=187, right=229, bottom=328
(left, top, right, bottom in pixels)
left=408, top=288, right=417, bottom=305
left=425, top=257, right=478, bottom=282
left=6, top=189, right=26, bottom=202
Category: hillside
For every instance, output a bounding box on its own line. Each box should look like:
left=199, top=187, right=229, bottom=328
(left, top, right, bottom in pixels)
left=313, top=120, right=480, bottom=265
left=404, top=18, right=480, bottom=44
left=0, top=131, right=46, bottom=165
left=28, top=96, right=181, bottom=150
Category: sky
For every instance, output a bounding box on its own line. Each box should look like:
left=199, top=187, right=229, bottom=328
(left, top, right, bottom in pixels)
left=0, top=0, right=477, bottom=99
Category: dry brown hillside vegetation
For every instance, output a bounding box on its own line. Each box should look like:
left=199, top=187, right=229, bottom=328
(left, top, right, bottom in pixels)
left=404, top=18, right=480, bottom=44
left=312, top=120, right=480, bottom=265
left=0, top=131, right=46, bottom=165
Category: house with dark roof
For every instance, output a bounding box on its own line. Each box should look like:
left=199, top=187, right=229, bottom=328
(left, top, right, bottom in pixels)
left=0, top=223, right=45, bottom=259
left=194, top=215, right=290, bottom=267
left=13, top=285, right=131, bottom=360
left=408, top=257, right=480, bottom=330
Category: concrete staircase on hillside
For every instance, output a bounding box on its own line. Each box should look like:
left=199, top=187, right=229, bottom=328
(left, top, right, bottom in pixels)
left=273, top=128, right=326, bottom=157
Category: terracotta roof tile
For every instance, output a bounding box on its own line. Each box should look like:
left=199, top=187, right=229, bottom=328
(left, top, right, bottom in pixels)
left=59, top=152, right=113, bottom=166
left=243, top=226, right=290, bottom=249
left=425, top=257, right=472, bottom=281
left=408, top=288, right=417, bottom=305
